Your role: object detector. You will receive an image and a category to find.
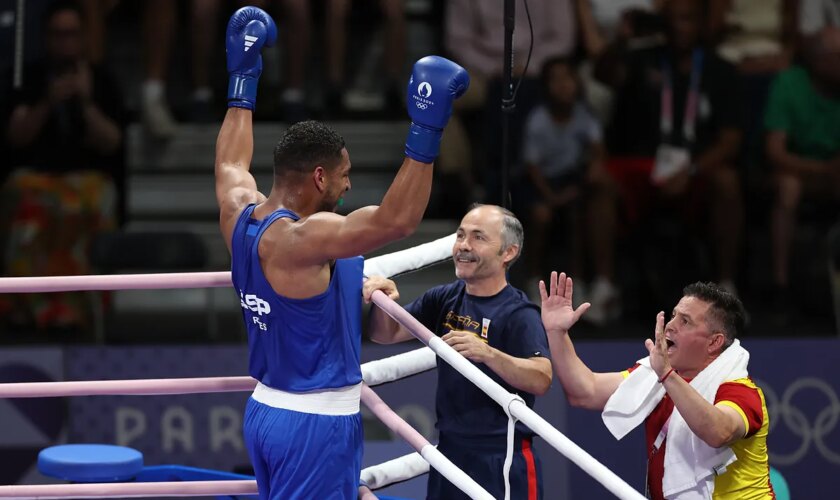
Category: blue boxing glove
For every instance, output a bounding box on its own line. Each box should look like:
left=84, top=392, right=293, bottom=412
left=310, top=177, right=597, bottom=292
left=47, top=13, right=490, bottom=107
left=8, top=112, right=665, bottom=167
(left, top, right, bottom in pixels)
left=226, top=6, right=277, bottom=110
left=405, top=56, right=469, bottom=163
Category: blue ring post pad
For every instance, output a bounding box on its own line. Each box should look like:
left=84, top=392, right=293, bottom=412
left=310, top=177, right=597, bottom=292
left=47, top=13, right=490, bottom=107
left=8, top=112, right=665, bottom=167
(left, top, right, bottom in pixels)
left=38, top=444, right=144, bottom=482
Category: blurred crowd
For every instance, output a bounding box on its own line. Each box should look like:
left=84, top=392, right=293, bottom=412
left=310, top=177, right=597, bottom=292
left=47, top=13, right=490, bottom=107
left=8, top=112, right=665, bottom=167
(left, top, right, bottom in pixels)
left=0, top=0, right=838, bottom=338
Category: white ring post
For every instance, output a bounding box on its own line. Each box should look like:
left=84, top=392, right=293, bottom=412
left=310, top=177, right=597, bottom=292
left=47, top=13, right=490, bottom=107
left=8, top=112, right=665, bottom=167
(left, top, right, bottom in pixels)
left=371, top=290, right=646, bottom=500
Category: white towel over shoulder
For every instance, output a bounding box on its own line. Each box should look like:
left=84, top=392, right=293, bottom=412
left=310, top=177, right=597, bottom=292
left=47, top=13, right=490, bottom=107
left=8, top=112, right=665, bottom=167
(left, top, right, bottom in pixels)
left=601, top=340, right=749, bottom=499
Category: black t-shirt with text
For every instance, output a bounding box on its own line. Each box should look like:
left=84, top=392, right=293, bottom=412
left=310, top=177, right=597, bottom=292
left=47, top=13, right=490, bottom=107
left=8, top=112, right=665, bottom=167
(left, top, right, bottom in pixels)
left=405, top=281, right=549, bottom=438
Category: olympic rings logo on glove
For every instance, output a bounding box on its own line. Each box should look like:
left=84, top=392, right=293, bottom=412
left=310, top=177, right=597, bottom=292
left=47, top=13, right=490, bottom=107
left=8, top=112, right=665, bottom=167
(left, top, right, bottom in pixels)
left=415, top=102, right=428, bottom=110
left=756, top=377, right=840, bottom=465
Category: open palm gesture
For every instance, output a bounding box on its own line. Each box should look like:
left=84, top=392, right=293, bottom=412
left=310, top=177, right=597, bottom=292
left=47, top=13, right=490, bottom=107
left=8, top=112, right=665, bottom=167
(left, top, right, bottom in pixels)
left=644, top=311, right=671, bottom=379
left=539, top=271, right=591, bottom=335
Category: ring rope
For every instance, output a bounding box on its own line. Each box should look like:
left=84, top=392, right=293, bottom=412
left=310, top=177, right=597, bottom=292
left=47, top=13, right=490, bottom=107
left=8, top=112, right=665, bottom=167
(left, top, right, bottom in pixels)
left=0, top=385, right=479, bottom=499
left=361, top=385, right=493, bottom=500
left=0, top=479, right=257, bottom=499
left=361, top=346, right=435, bottom=386
left=0, top=347, right=436, bottom=398
left=0, top=233, right=457, bottom=294
left=0, top=272, right=231, bottom=293
left=0, top=233, right=643, bottom=498
left=361, top=451, right=430, bottom=490
left=362, top=234, right=455, bottom=278
left=369, top=289, right=646, bottom=500
left=0, top=376, right=255, bottom=398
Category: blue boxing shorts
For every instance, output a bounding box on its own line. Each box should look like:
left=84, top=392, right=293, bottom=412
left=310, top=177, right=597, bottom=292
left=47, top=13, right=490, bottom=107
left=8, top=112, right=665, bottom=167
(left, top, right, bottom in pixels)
left=243, top=383, right=363, bottom=499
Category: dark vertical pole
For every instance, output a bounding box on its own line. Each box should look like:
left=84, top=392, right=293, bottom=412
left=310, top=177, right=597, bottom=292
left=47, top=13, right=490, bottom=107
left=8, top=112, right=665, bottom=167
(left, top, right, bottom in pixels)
left=13, top=0, right=25, bottom=90
left=501, top=0, right=515, bottom=209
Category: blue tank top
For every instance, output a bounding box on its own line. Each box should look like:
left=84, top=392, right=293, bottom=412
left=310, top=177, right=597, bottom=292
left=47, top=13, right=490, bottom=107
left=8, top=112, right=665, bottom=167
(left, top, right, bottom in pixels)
left=230, top=204, right=363, bottom=392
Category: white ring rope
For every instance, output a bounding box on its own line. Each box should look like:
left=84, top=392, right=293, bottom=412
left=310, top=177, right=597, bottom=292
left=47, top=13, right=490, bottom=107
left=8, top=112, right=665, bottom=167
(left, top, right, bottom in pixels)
left=371, top=290, right=646, bottom=500
left=361, top=451, right=430, bottom=490
left=363, top=234, right=456, bottom=278
left=361, top=347, right=435, bottom=386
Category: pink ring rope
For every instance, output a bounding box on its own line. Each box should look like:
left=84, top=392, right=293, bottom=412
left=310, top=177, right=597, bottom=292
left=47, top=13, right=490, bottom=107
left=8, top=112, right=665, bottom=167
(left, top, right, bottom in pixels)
left=360, top=385, right=492, bottom=499
left=0, top=376, right=256, bottom=398
left=0, top=268, right=453, bottom=497
left=0, top=385, right=447, bottom=498
left=370, top=290, right=433, bottom=344
left=361, top=384, right=427, bottom=451
left=0, top=479, right=257, bottom=498
left=0, top=272, right=231, bottom=293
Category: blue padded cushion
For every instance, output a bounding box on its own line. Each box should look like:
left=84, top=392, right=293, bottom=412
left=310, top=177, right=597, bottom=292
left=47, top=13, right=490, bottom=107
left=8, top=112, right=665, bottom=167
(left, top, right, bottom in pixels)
left=38, top=444, right=144, bottom=482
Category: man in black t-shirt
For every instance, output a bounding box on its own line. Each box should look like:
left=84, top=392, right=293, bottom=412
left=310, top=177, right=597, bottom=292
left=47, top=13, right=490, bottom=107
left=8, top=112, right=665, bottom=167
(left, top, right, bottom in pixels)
left=365, top=204, right=552, bottom=500
left=596, top=0, right=745, bottom=294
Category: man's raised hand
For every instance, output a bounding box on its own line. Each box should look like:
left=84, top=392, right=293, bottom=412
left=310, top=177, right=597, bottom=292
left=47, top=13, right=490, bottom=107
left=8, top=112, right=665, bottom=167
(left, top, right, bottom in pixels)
left=226, top=6, right=277, bottom=110
left=645, top=311, right=672, bottom=380
left=540, top=271, right=591, bottom=335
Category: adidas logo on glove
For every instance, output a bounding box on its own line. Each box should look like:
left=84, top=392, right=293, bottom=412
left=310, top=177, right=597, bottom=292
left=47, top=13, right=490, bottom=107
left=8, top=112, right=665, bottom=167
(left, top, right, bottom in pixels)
left=243, top=35, right=259, bottom=51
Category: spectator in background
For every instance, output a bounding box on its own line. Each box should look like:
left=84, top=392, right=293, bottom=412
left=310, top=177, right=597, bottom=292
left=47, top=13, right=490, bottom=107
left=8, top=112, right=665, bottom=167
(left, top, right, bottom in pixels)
left=799, top=0, right=840, bottom=36
left=80, top=0, right=221, bottom=139
left=597, top=0, right=744, bottom=297
left=444, top=0, right=575, bottom=86
left=575, top=0, right=665, bottom=124
left=440, top=0, right=575, bottom=210
left=79, top=0, right=223, bottom=136
left=141, top=0, right=223, bottom=137
left=522, top=57, right=619, bottom=325
left=708, top=0, right=797, bottom=178
left=578, top=0, right=666, bottom=57
left=1, top=0, right=124, bottom=335
left=766, top=26, right=840, bottom=318
left=276, top=0, right=406, bottom=122
left=5, top=0, right=123, bottom=169
left=80, top=0, right=119, bottom=66
left=710, top=0, right=796, bottom=74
